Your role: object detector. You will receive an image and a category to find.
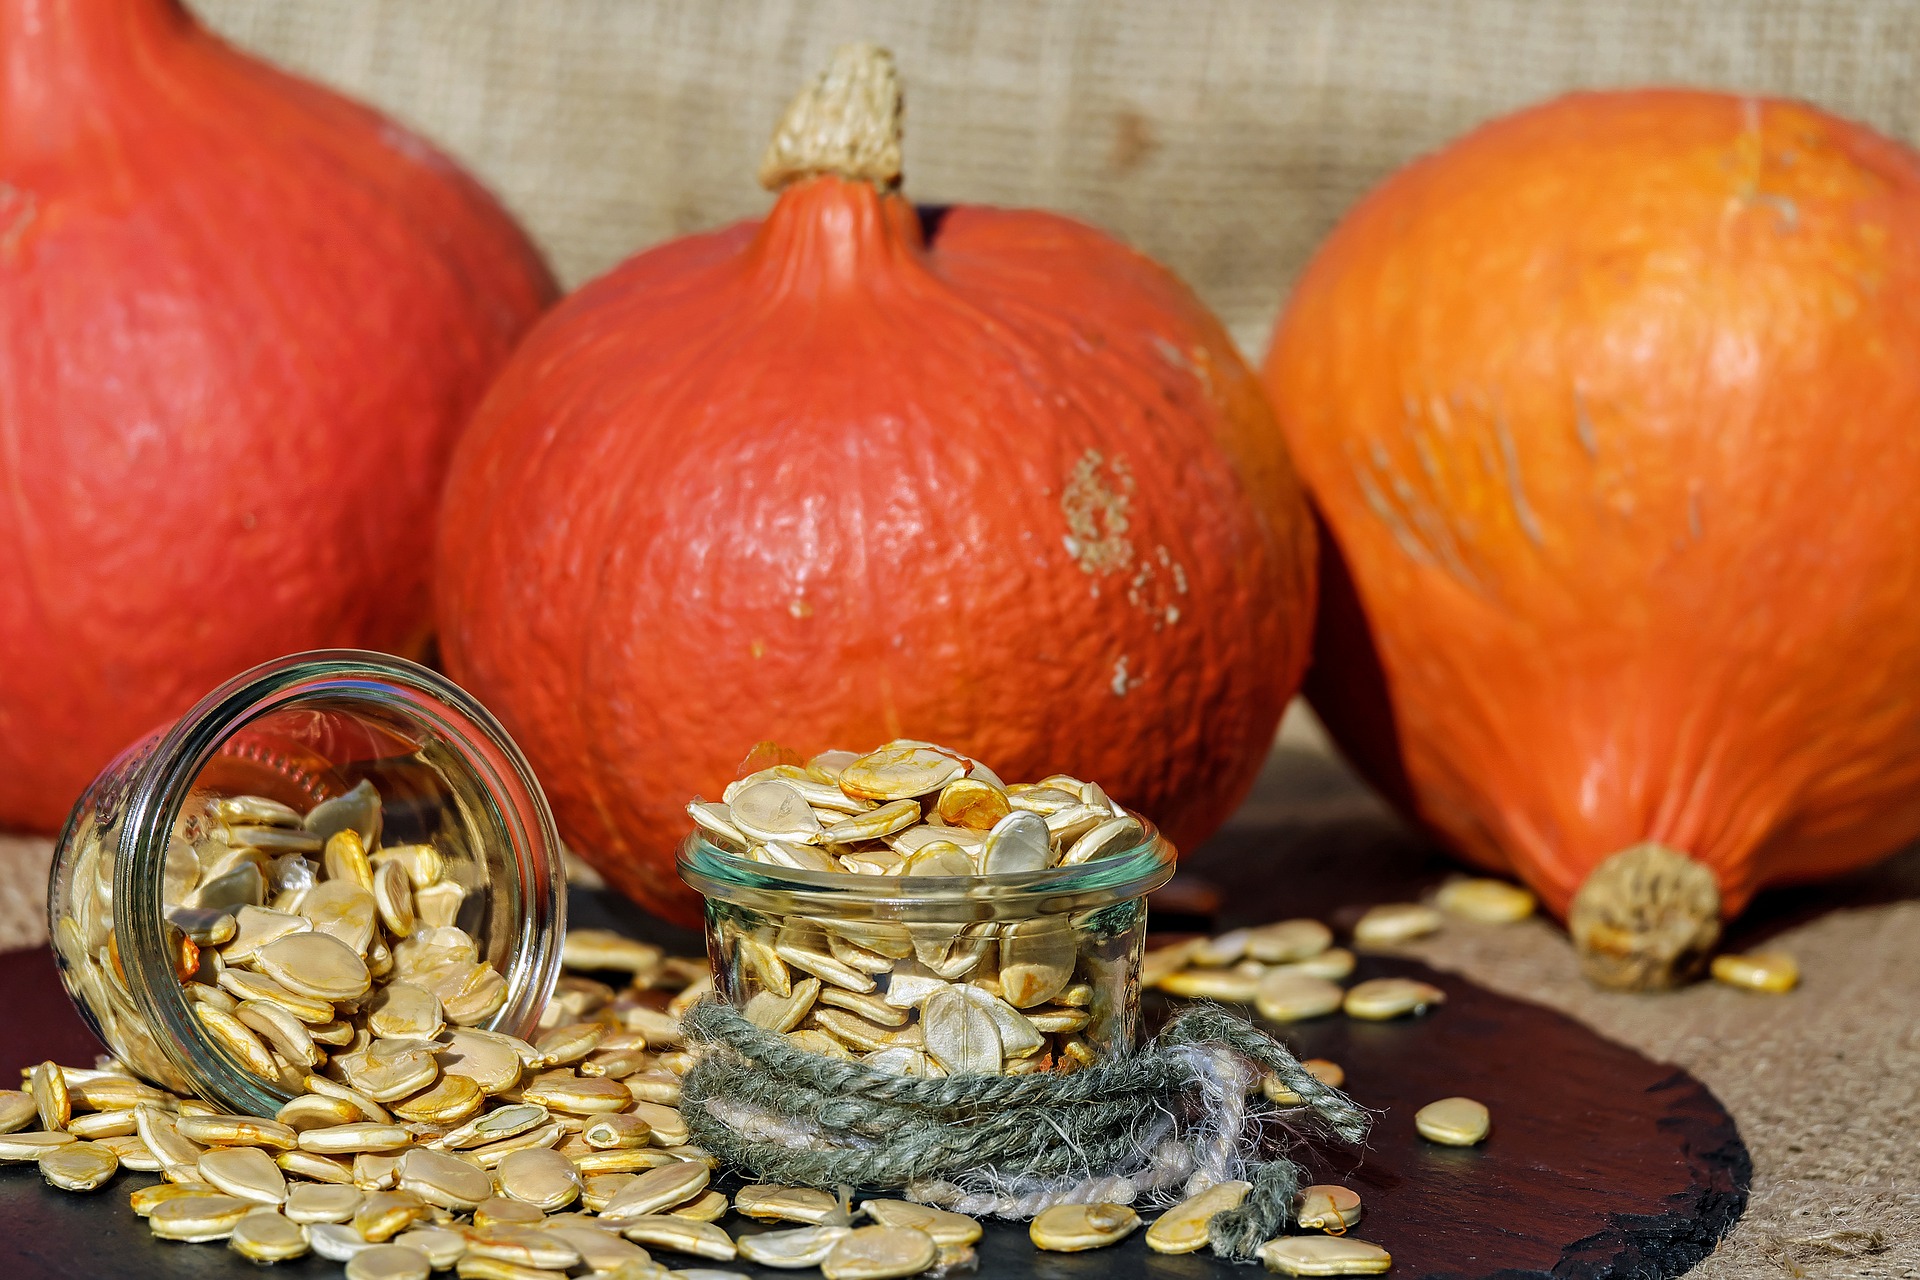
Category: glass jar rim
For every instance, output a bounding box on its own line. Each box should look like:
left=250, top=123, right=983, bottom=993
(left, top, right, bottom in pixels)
left=677, top=823, right=1176, bottom=920
left=100, top=649, right=565, bottom=1114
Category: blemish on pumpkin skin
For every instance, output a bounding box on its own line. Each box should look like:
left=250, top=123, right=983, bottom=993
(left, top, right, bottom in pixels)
left=788, top=598, right=813, bottom=619
left=1493, top=415, right=1545, bottom=547
left=1574, top=390, right=1599, bottom=457
left=1111, top=655, right=1141, bottom=697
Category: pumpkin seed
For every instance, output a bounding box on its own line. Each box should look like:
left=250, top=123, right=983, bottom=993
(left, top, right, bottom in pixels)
left=820, top=1224, right=938, bottom=1279
left=345, top=1243, right=431, bottom=1280
left=254, top=931, right=372, bottom=1001
left=131, top=1181, right=216, bottom=1215
left=303, top=878, right=380, bottom=955
left=1434, top=877, right=1537, bottom=923
left=66, top=1108, right=138, bottom=1139
left=1255, top=972, right=1346, bottom=1023
left=397, top=1146, right=492, bottom=1209
left=392, top=1224, right=468, bottom=1269
left=38, top=1139, right=119, bottom=1191
left=229, top=1206, right=310, bottom=1261
left=1060, top=814, right=1142, bottom=865
left=372, top=858, right=417, bottom=938
left=1144, top=1179, right=1252, bottom=1253
left=496, top=1147, right=581, bottom=1210
left=1343, top=977, right=1447, bottom=1020
left=218, top=967, right=335, bottom=1022
left=279, top=1149, right=357, bottom=1184
left=472, top=1195, right=546, bottom=1228
left=166, top=905, right=239, bottom=946
left=0, top=1090, right=39, bottom=1134
left=732, top=780, right=828, bottom=844
left=309, top=1221, right=380, bottom=1260
left=739, top=1224, right=853, bottom=1267
left=236, top=999, right=323, bottom=1067
left=1258, top=1235, right=1392, bottom=1275
left=522, top=1070, right=633, bottom=1115
left=999, top=917, right=1076, bottom=1007
left=734, top=1183, right=844, bottom=1225
left=298, top=1122, right=413, bottom=1154
left=543, top=1221, right=653, bottom=1270
left=671, top=1187, right=731, bottom=1221
left=413, top=882, right=466, bottom=929
left=285, top=1182, right=365, bottom=1223
left=536, top=1021, right=607, bottom=1066
left=616, top=1215, right=738, bottom=1259
left=195, top=1004, right=282, bottom=1079
left=305, top=780, right=383, bottom=847
left=838, top=745, right=966, bottom=801
left=438, top=1103, right=549, bottom=1150
left=1710, top=951, right=1800, bottom=993
left=583, top=1112, right=653, bottom=1149
left=148, top=1191, right=255, bottom=1241
left=920, top=986, right=1003, bottom=1075
left=860, top=1200, right=982, bottom=1246
left=177, top=1113, right=298, bottom=1150
left=1288, top=947, right=1358, bottom=981
left=1415, top=1096, right=1490, bottom=1146
left=392, top=1072, right=484, bottom=1124
left=979, top=810, right=1051, bottom=874
left=469, top=1121, right=565, bottom=1169
left=1295, top=1183, right=1364, bottom=1231
left=28, top=1061, right=70, bottom=1131
left=1246, top=918, right=1335, bottom=963
left=1352, top=903, right=1443, bottom=946
left=1157, top=966, right=1262, bottom=1002
left=600, top=1161, right=710, bottom=1219
left=1030, top=1202, right=1141, bottom=1251
left=216, top=795, right=304, bottom=828
left=302, top=1074, right=393, bottom=1123
left=439, top=1029, right=530, bottom=1094
left=199, top=1144, right=289, bottom=1204
left=561, top=928, right=663, bottom=974
left=355, top=1188, right=433, bottom=1240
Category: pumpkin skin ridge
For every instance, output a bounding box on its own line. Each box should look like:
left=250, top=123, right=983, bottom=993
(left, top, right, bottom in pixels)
left=0, top=0, right=556, bottom=831
left=440, top=171, right=1311, bottom=923
left=1266, top=88, right=1920, bottom=924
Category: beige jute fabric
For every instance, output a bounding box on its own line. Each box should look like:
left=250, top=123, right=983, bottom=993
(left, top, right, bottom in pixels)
left=5, top=2, right=1918, bottom=1273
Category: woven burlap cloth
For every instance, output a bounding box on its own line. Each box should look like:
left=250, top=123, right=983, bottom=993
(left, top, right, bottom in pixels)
left=6, top=2, right=1916, bottom=1271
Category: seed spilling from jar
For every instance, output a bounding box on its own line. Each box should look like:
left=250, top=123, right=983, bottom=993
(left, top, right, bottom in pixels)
left=693, top=742, right=1157, bottom=1076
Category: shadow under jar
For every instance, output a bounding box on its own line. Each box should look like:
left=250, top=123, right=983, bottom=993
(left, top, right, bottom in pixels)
left=679, top=828, right=1176, bottom=1076
left=44, top=651, right=566, bottom=1116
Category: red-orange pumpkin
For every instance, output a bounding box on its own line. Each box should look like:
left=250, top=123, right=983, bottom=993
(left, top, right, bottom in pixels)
left=1264, top=89, right=1920, bottom=987
left=0, top=0, right=556, bottom=832
left=438, top=45, right=1316, bottom=923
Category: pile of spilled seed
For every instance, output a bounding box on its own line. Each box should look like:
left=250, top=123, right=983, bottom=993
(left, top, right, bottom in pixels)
left=1, top=870, right=1797, bottom=1277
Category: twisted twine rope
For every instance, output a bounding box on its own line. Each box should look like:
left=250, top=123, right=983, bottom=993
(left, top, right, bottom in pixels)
left=680, top=1001, right=1370, bottom=1262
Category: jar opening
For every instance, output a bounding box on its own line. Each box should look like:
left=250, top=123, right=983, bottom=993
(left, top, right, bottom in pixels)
left=59, top=650, right=564, bottom=1113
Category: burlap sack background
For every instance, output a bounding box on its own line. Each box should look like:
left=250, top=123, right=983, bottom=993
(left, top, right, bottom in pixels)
left=4, top=1, right=1917, bottom=1274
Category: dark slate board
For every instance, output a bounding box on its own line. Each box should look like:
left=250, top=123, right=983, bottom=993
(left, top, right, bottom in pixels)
left=0, top=880, right=1746, bottom=1280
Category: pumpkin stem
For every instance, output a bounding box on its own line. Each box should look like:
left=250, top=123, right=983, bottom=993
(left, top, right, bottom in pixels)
left=758, top=42, right=903, bottom=192
left=1568, top=843, right=1722, bottom=990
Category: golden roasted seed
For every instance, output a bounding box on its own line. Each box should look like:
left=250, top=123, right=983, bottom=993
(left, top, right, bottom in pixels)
left=617, top=1214, right=737, bottom=1259
left=1255, top=972, right=1346, bottom=1023
left=468, top=1121, right=564, bottom=1168
left=39, top=1139, right=119, bottom=1191
left=561, top=928, right=662, bottom=974
left=147, top=1191, right=255, bottom=1241
left=324, top=829, right=377, bottom=891
left=1415, top=1096, right=1490, bottom=1146
left=0, top=1129, right=78, bottom=1161
left=861, top=1200, right=981, bottom=1246
left=1245, top=918, right=1335, bottom=963
left=301, top=1074, right=392, bottom=1123
left=1295, top=1184, right=1364, bottom=1231
left=821, top=1223, right=939, bottom=1278
left=396, top=1147, right=492, bottom=1210
left=471, top=1196, right=545, bottom=1228
left=392, top=1225, right=467, bottom=1269
left=1258, top=1235, right=1392, bottom=1275
left=437, top=1029, right=527, bottom=1095
left=1352, top=903, right=1443, bottom=946
left=199, top=1144, right=288, bottom=1204
left=535, top=1022, right=607, bottom=1067
left=309, top=1220, right=380, bottom=1260
left=1145, top=1179, right=1251, bottom=1253
left=229, top=1206, right=310, bottom=1261
left=235, top=1000, right=323, bottom=1068
left=464, top=1222, right=579, bottom=1269
left=920, top=986, right=1002, bottom=1076
left=298, top=1122, right=413, bottom=1154
left=413, top=882, right=465, bottom=929
left=1031, top=1202, right=1141, bottom=1251
left=745, top=977, right=822, bottom=1033
left=1434, top=877, right=1537, bottom=923
left=740, top=1225, right=853, bottom=1267
left=495, top=1147, right=581, bottom=1211
left=177, top=1114, right=298, bottom=1150
left=345, top=1243, right=432, bottom=1280
left=542, top=1221, right=652, bottom=1270
left=1710, top=951, right=1800, bottom=993
left=255, top=931, right=373, bottom=1001
left=571, top=1146, right=681, bottom=1175
left=600, top=1160, right=710, bottom=1219
left=1344, top=977, right=1446, bottom=1020
left=0, top=1090, right=36, bottom=1134
left=278, top=1149, right=357, bottom=1184
left=67, top=1109, right=138, bottom=1139
left=29, top=1061, right=70, bottom=1130
left=285, top=1182, right=365, bottom=1223
left=372, top=858, right=416, bottom=939
left=436, top=1103, right=548, bottom=1150
left=131, top=1180, right=216, bottom=1215
left=671, top=1187, right=730, bottom=1221
left=521, top=1070, right=632, bottom=1115
left=1157, top=967, right=1262, bottom=1002
left=391, top=1072, right=484, bottom=1125
left=368, top=983, right=445, bottom=1040
left=582, top=1112, right=652, bottom=1149
left=734, top=1183, right=844, bottom=1225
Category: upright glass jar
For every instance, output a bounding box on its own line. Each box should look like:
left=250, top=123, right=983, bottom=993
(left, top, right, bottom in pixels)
left=679, top=827, right=1176, bottom=1075
left=45, top=651, right=565, bottom=1116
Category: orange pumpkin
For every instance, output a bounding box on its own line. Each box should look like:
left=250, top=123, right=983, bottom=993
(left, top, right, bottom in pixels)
left=1264, top=89, right=1920, bottom=987
left=438, top=45, right=1315, bottom=923
left=0, top=0, right=556, bottom=832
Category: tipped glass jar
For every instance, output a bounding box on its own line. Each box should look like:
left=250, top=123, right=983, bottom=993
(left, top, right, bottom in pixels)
left=676, top=743, right=1178, bottom=1076
left=45, top=651, right=566, bottom=1116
